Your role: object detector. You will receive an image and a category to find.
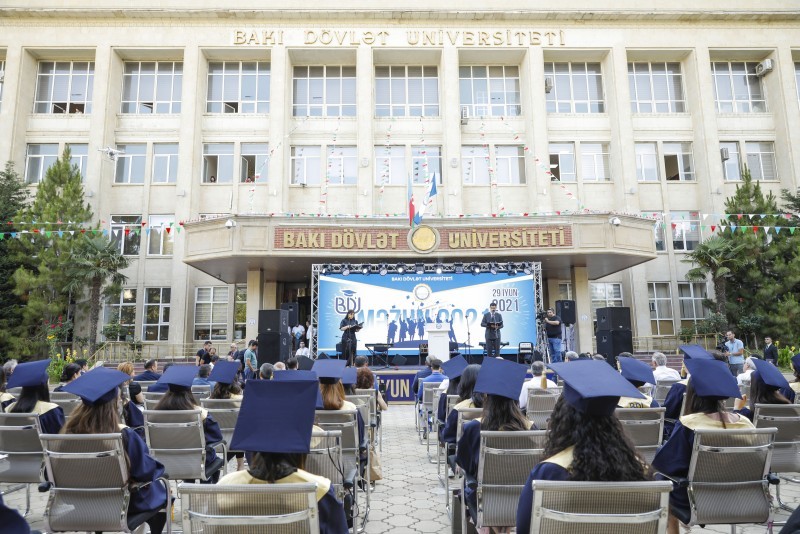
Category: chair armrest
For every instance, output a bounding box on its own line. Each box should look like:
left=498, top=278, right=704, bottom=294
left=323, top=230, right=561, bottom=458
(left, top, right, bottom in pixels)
left=343, top=467, right=357, bottom=490
left=656, top=471, right=688, bottom=489
left=767, top=473, right=781, bottom=486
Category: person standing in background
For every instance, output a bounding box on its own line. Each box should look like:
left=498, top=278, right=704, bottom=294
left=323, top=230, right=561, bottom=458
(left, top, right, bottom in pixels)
left=480, top=301, right=503, bottom=359
left=763, top=336, right=778, bottom=365
left=195, top=340, right=212, bottom=366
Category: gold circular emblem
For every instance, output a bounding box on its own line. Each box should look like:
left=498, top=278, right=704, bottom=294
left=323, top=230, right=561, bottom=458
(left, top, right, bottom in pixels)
left=408, top=225, right=439, bottom=253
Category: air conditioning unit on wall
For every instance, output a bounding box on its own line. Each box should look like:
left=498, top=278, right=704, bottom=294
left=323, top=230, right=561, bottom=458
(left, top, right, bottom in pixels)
left=755, top=59, right=773, bottom=77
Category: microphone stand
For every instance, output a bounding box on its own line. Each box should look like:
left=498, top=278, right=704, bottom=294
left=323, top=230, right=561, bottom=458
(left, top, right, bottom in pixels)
left=465, top=315, right=472, bottom=364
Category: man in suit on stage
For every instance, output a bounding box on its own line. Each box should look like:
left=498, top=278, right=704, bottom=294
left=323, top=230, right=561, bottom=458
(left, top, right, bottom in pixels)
left=481, top=301, right=503, bottom=359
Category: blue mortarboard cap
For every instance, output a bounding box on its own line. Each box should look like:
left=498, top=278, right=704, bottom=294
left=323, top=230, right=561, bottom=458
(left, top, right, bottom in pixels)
left=684, top=359, right=741, bottom=399
left=230, top=380, right=317, bottom=454
left=342, top=368, right=357, bottom=387
left=208, top=361, right=239, bottom=384
left=7, top=359, right=51, bottom=389
left=474, top=357, right=526, bottom=400
left=679, top=345, right=714, bottom=360
left=751, top=358, right=790, bottom=391
left=442, top=355, right=468, bottom=380
left=313, top=360, right=346, bottom=382
left=62, top=367, right=130, bottom=406
left=618, top=356, right=655, bottom=386
left=156, top=365, right=197, bottom=391
left=548, top=360, right=644, bottom=417
left=273, top=370, right=323, bottom=407
left=792, top=354, right=800, bottom=373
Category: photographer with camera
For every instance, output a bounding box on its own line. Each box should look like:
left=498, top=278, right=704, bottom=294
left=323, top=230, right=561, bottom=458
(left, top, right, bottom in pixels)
left=723, top=330, right=745, bottom=376
left=542, top=308, right=564, bottom=363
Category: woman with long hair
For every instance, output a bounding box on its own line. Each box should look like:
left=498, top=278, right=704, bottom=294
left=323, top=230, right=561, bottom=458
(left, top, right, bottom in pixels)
left=6, top=360, right=65, bottom=434
left=313, top=360, right=365, bottom=445
left=116, top=361, right=145, bottom=437
left=734, top=357, right=792, bottom=421
left=53, top=363, right=82, bottom=392
left=208, top=361, right=244, bottom=471
left=440, top=363, right=480, bottom=445
left=435, top=356, right=468, bottom=429
left=652, top=358, right=754, bottom=534
left=219, top=379, right=348, bottom=533
left=0, top=366, right=15, bottom=411
left=516, top=360, right=651, bottom=534
left=152, top=366, right=224, bottom=483
left=61, top=368, right=170, bottom=534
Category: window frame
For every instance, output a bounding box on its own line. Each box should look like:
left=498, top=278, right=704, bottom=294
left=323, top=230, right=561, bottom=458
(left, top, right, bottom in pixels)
left=194, top=286, right=229, bottom=341
left=411, top=146, right=442, bottom=185
left=202, top=143, right=234, bottom=184
left=142, top=287, right=171, bottom=341
left=669, top=210, right=701, bottom=252
left=34, top=61, right=95, bottom=114
left=461, top=145, right=491, bottom=185
left=628, top=62, right=686, bottom=113
left=240, top=142, right=269, bottom=183
left=662, top=142, right=695, bottom=182
left=375, top=65, right=439, bottom=117
left=325, top=146, right=357, bottom=186
left=24, top=143, right=59, bottom=185
left=114, top=144, right=147, bottom=184
left=745, top=141, right=777, bottom=181
left=678, top=281, right=708, bottom=326
left=712, top=61, right=767, bottom=113
left=0, top=60, right=5, bottom=109
left=635, top=142, right=660, bottom=182
left=545, top=62, right=605, bottom=113
left=375, top=145, right=407, bottom=186
left=206, top=61, right=270, bottom=114
left=648, top=282, right=675, bottom=336
left=104, top=288, right=138, bottom=341
left=459, top=65, right=521, bottom=118
left=110, top=215, right=142, bottom=256
left=292, top=65, right=356, bottom=117
left=152, top=142, right=179, bottom=184
left=590, top=282, right=624, bottom=319
left=720, top=141, right=742, bottom=181
left=494, top=145, right=526, bottom=185
left=290, top=145, right=322, bottom=186
left=147, top=215, right=175, bottom=256
left=121, top=61, right=183, bottom=114
left=234, top=285, right=247, bottom=341
left=580, top=142, right=611, bottom=182
left=549, top=142, right=576, bottom=183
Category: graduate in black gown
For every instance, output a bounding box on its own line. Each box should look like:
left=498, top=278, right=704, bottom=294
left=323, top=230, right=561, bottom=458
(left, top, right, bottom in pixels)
left=661, top=345, right=717, bottom=440
left=617, top=356, right=660, bottom=408
left=652, top=358, right=753, bottom=534
left=0, top=493, right=30, bottom=534
left=6, top=359, right=65, bottom=434
left=439, top=363, right=480, bottom=446
left=60, top=367, right=170, bottom=533
left=435, top=355, right=468, bottom=424
left=734, top=357, right=793, bottom=421
left=314, top=360, right=366, bottom=447
left=516, top=360, right=651, bottom=534
left=219, top=378, right=349, bottom=534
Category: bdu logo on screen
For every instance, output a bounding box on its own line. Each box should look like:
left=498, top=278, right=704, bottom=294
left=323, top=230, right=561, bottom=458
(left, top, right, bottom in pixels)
left=335, top=290, right=362, bottom=315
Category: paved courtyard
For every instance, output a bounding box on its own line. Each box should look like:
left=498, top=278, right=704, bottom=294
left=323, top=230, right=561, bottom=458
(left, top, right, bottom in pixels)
left=4, top=403, right=799, bottom=533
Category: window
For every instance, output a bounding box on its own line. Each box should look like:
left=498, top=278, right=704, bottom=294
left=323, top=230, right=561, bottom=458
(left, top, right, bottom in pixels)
left=234, top=285, right=246, bottom=341
left=375, top=65, right=439, bottom=117
left=720, top=141, right=741, bottom=181
left=143, top=288, right=170, bottom=341
left=678, top=282, right=707, bottom=326
left=202, top=143, right=234, bottom=183
left=412, top=146, right=442, bottom=185
left=635, top=142, right=659, bottom=182
left=67, top=144, right=88, bottom=179
left=590, top=282, right=623, bottom=318
left=663, top=142, right=695, bottom=181
left=648, top=282, right=674, bottom=336
left=712, top=61, right=766, bottom=113
left=545, top=62, right=604, bottom=113
left=745, top=141, right=777, bottom=181
left=104, top=289, right=137, bottom=341
left=628, top=62, right=685, bottom=113
left=375, top=145, right=406, bottom=186
left=326, top=146, right=357, bottom=185
left=459, top=65, right=521, bottom=117
left=147, top=215, right=174, bottom=256
left=291, top=146, right=321, bottom=185
left=114, top=144, right=146, bottom=184
left=34, top=61, right=94, bottom=114
left=122, top=61, right=182, bottom=114
left=670, top=211, right=701, bottom=251
left=110, top=216, right=142, bottom=255
left=292, top=66, right=356, bottom=117
left=152, top=143, right=179, bottom=183
left=581, top=143, right=611, bottom=182
left=557, top=282, right=572, bottom=301
left=461, top=145, right=491, bottom=185
left=241, top=143, right=268, bottom=183
left=549, top=143, right=576, bottom=182
left=495, top=146, right=526, bottom=184
left=25, top=144, right=58, bottom=184
left=643, top=211, right=666, bottom=252
left=194, top=286, right=229, bottom=340
left=207, top=61, right=270, bottom=114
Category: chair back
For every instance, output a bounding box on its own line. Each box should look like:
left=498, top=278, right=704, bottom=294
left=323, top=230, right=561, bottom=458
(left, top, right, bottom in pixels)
left=0, top=413, right=44, bottom=483
left=200, top=399, right=241, bottom=453
left=143, top=391, right=166, bottom=410
left=615, top=407, right=666, bottom=464
left=344, top=395, right=371, bottom=436
left=143, top=409, right=207, bottom=480
left=445, top=395, right=460, bottom=420
left=685, top=427, right=776, bottom=526
left=476, top=430, right=547, bottom=528
left=315, top=410, right=359, bottom=474
left=136, top=380, right=157, bottom=391
left=50, top=392, right=82, bottom=419
left=179, top=482, right=320, bottom=534
left=421, top=382, right=439, bottom=410
left=454, top=407, right=484, bottom=444
left=39, top=433, right=132, bottom=532
left=191, top=385, right=211, bottom=405
left=752, top=403, right=800, bottom=473
left=354, top=389, right=378, bottom=428
left=526, top=389, right=561, bottom=429
left=528, top=480, right=672, bottom=533
left=306, top=430, right=345, bottom=490
left=653, top=379, right=679, bottom=405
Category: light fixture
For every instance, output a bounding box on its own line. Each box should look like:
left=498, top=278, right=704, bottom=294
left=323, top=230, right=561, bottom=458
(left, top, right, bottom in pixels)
left=489, top=263, right=498, bottom=275
left=544, top=77, right=553, bottom=93
left=609, top=216, right=621, bottom=227
left=396, top=262, right=406, bottom=274
left=225, top=218, right=237, bottom=228
left=360, top=264, right=370, bottom=275
left=434, top=263, right=444, bottom=274
left=360, top=157, right=370, bottom=168
left=507, top=262, right=518, bottom=276
left=415, top=263, right=424, bottom=274
left=341, top=263, right=351, bottom=276
left=522, top=262, right=532, bottom=275
left=379, top=263, right=388, bottom=276
left=470, top=263, right=481, bottom=275
left=453, top=262, right=464, bottom=274
left=450, top=158, right=459, bottom=168
left=321, top=264, right=331, bottom=275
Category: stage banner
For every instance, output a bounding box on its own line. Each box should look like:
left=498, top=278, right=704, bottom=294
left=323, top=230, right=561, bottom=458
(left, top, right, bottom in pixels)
left=317, top=272, right=536, bottom=356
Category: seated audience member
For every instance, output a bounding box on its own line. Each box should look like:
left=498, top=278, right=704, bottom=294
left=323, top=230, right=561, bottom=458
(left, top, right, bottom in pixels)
left=516, top=360, right=651, bottom=534
left=457, top=358, right=531, bottom=524
left=6, top=359, right=65, bottom=434
left=73, top=359, right=89, bottom=374
left=218, top=379, right=349, bottom=533
left=0, top=366, right=14, bottom=411
left=341, top=367, right=357, bottom=395
left=416, top=358, right=445, bottom=400
left=193, top=364, right=216, bottom=387
left=617, top=356, right=659, bottom=408
left=145, top=363, right=173, bottom=393
left=661, top=346, right=714, bottom=440
left=274, top=362, right=286, bottom=371
left=440, top=363, right=480, bottom=446
left=259, top=363, right=274, bottom=380
left=3, top=359, right=18, bottom=379
left=577, top=352, right=593, bottom=360
left=356, top=367, right=388, bottom=411
left=286, top=357, right=299, bottom=370
left=519, top=361, right=557, bottom=410
left=435, top=356, right=468, bottom=429
left=117, top=362, right=144, bottom=405
left=62, top=368, right=170, bottom=534
left=53, top=363, right=82, bottom=391
left=153, top=366, right=224, bottom=483
left=736, top=357, right=757, bottom=386
left=651, top=352, right=681, bottom=381
left=227, top=343, right=239, bottom=361
left=411, top=356, right=433, bottom=395
left=563, top=351, right=580, bottom=362
left=117, top=361, right=145, bottom=437
left=652, top=358, right=754, bottom=534
left=295, top=341, right=310, bottom=357
left=133, top=359, right=162, bottom=381
left=591, top=354, right=606, bottom=361
left=353, top=356, right=368, bottom=369
left=791, top=354, right=800, bottom=397
left=209, top=361, right=245, bottom=471
left=734, top=357, right=793, bottom=420
left=314, top=360, right=365, bottom=447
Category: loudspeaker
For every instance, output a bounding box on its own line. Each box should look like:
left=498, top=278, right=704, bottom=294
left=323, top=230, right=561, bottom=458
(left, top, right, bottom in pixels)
left=555, top=300, right=576, bottom=325
left=392, top=355, right=407, bottom=366
left=297, top=355, right=314, bottom=370
left=280, top=302, right=299, bottom=327
left=257, top=332, right=291, bottom=364
left=258, top=309, right=288, bottom=334
left=596, top=307, right=631, bottom=330
left=595, top=329, right=633, bottom=366
left=317, top=352, right=330, bottom=360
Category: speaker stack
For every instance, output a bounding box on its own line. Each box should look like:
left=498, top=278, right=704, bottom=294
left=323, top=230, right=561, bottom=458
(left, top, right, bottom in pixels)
left=595, top=306, right=632, bottom=366
left=280, top=301, right=299, bottom=327
left=555, top=300, right=576, bottom=325
left=257, top=309, right=292, bottom=365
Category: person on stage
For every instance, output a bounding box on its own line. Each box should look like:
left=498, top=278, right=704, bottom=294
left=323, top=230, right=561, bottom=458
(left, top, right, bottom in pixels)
left=543, top=307, right=563, bottom=363
left=480, top=301, right=503, bottom=359
left=339, top=309, right=360, bottom=366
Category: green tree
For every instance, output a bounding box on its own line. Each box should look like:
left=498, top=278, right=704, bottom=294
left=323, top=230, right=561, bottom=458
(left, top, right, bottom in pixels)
left=64, top=236, right=130, bottom=356
left=10, top=148, right=93, bottom=357
left=0, top=163, right=30, bottom=354
left=682, top=236, right=748, bottom=315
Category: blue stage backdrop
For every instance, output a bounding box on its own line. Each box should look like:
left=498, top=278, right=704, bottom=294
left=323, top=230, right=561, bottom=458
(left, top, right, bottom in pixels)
left=317, top=272, right=536, bottom=356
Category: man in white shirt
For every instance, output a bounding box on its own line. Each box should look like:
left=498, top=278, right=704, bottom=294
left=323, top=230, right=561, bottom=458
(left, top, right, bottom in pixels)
left=736, top=357, right=756, bottom=386
left=295, top=340, right=310, bottom=357
left=519, top=361, right=557, bottom=410
left=651, top=352, right=681, bottom=382
left=291, top=323, right=305, bottom=351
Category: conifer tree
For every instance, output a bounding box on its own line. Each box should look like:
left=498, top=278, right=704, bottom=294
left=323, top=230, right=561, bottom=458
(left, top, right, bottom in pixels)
left=0, top=163, right=30, bottom=354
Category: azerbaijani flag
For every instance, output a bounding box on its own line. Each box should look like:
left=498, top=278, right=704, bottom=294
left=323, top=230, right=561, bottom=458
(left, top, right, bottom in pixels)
left=408, top=172, right=416, bottom=227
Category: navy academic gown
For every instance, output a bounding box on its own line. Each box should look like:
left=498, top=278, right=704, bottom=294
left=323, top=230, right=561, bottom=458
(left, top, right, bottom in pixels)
left=122, top=427, right=170, bottom=521
left=411, top=368, right=432, bottom=395
left=201, top=411, right=224, bottom=464
left=661, top=381, right=687, bottom=440
left=7, top=401, right=66, bottom=434
left=133, top=370, right=162, bottom=381
left=0, top=392, right=16, bottom=412
left=0, top=493, right=30, bottom=534
left=516, top=458, right=571, bottom=534
left=440, top=399, right=476, bottom=445
left=123, top=401, right=146, bottom=439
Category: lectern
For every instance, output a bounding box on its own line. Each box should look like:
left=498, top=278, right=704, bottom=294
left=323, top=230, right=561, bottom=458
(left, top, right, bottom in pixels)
left=425, top=322, right=451, bottom=362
